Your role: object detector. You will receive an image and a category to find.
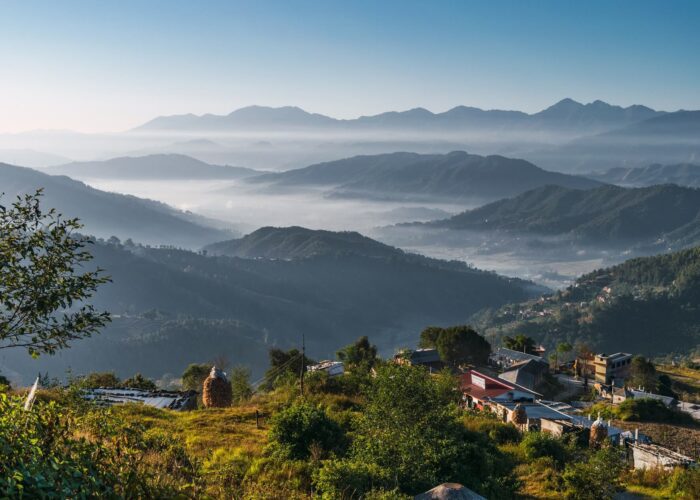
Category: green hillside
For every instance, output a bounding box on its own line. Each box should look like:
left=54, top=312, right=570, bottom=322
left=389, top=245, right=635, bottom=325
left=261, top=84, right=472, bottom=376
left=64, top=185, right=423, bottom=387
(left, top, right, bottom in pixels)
left=2, top=233, right=538, bottom=382
left=430, top=184, right=700, bottom=247
left=471, top=246, right=700, bottom=355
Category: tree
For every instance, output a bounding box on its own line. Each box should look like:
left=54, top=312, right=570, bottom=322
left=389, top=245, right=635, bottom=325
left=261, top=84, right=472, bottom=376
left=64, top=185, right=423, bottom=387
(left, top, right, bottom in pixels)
left=181, top=363, right=212, bottom=391
left=628, top=356, right=658, bottom=391
left=503, top=334, right=537, bottom=354
left=435, top=325, right=491, bottom=367
left=77, top=371, right=121, bottom=389
left=263, top=348, right=315, bottom=389
left=0, top=191, right=110, bottom=356
left=122, top=373, right=157, bottom=390
left=336, top=336, right=377, bottom=373
left=230, top=365, right=252, bottom=402
left=418, top=326, right=443, bottom=348
left=553, top=342, right=573, bottom=372
left=324, top=363, right=515, bottom=497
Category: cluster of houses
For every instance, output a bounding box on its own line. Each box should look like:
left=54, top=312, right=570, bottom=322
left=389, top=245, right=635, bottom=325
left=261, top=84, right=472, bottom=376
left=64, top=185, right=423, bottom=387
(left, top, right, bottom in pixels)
left=387, top=344, right=698, bottom=471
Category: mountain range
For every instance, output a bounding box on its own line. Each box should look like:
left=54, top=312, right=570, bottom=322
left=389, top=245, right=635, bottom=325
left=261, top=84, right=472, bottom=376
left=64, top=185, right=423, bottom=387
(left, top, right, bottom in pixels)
left=425, top=184, right=700, bottom=248
left=47, top=154, right=259, bottom=180
left=0, top=162, right=234, bottom=248
left=246, top=151, right=603, bottom=202
left=134, top=99, right=663, bottom=134
left=0, top=228, right=539, bottom=382
left=526, top=111, right=700, bottom=173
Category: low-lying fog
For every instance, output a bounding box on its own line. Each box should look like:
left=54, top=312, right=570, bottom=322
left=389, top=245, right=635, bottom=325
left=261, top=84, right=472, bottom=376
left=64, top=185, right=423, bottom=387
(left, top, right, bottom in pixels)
left=81, top=177, right=634, bottom=289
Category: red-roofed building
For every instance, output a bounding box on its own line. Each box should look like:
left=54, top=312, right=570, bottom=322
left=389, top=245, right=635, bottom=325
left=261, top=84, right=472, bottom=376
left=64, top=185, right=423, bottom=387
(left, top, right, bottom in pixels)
left=461, top=369, right=539, bottom=411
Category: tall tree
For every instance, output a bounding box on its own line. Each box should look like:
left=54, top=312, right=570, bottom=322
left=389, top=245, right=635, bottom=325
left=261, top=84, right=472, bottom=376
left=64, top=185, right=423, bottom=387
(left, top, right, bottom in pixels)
left=263, top=348, right=315, bottom=389
left=336, top=336, right=377, bottom=373
left=0, top=191, right=110, bottom=356
left=628, top=356, right=658, bottom=391
left=418, top=326, right=444, bottom=348
left=553, top=342, right=573, bottom=371
left=435, top=325, right=491, bottom=367
left=230, top=365, right=253, bottom=402
left=181, top=363, right=212, bottom=391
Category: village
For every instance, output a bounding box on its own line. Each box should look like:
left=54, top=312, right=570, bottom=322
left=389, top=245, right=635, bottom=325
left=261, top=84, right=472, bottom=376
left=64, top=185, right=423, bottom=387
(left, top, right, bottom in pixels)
left=81, top=328, right=700, bottom=481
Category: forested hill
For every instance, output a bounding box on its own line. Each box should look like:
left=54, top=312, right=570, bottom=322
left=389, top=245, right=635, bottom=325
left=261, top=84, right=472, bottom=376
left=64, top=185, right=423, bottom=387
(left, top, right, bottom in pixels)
left=247, top=151, right=602, bottom=202
left=2, top=238, right=540, bottom=383
left=428, top=184, right=700, bottom=247
left=0, top=162, right=234, bottom=248
left=203, top=226, right=404, bottom=260
left=470, top=246, right=700, bottom=356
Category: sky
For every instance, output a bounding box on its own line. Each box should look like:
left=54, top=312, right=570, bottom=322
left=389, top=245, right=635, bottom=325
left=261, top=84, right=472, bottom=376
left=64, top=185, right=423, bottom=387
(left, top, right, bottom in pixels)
left=1, top=0, right=699, bottom=133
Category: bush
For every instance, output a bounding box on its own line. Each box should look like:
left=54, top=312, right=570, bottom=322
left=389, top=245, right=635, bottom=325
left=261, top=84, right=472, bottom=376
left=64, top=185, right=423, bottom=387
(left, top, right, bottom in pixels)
left=0, top=394, right=172, bottom=497
left=464, top=417, right=521, bottom=445
left=669, top=467, right=700, bottom=499
left=202, top=447, right=252, bottom=498
left=122, top=373, right=157, bottom=390
left=562, top=447, right=624, bottom=499
left=314, top=459, right=393, bottom=499
left=616, top=398, right=691, bottom=423
left=519, top=432, right=570, bottom=467
left=74, top=371, right=120, bottom=389
left=268, top=400, right=347, bottom=460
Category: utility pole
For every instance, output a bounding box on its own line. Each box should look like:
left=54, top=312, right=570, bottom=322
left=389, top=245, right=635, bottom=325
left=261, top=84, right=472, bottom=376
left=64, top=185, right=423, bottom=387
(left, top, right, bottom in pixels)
left=300, top=333, right=305, bottom=397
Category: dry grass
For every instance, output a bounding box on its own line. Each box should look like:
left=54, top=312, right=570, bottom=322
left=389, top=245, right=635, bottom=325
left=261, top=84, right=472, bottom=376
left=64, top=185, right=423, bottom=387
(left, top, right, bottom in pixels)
left=116, top=399, right=269, bottom=459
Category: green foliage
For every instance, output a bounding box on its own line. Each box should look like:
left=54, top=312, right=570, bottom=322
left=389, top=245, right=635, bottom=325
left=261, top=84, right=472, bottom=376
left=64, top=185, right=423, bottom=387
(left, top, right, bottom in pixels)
left=264, top=348, right=315, bottom=390
left=122, top=373, right=157, bottom=390
left=181, top=363, right=212, bottom=392
left=0, top=393, right=193, bottom=498
left=0, top=191, right=110, bottom=356
left=268, top=400, right=346, bottom=460
left=628, top=356, right=659, bottom=391
left=230, top=365, right=253, bottom=402
left=464, top=416, right=521, bottom=445
left=503, top=334, right=537, bottom=354
left=75, top=371, right=121, bottom=389
left=434, top=325, right=491, bottom=367
left=669, top=466, right=700, bottom=499
left=519, top=432, right=571, bottom=467
left=336, top=336, right=378, bottom=373
left=0, top=372, right=11, bottom=392
left=323, top=363, right=515, bottom=497
left=313, top=459, right=393, bottom=499
left=616, top=398, right=691, bottom=423
left=562, top=447, right=624, bottom=499
left=418, top=326, right=444, bottom=348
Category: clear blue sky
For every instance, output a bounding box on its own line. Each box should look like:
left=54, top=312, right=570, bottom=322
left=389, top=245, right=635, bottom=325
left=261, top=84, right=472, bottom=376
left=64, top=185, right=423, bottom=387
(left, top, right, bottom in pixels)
left=1, top=0, right=699, bottom=132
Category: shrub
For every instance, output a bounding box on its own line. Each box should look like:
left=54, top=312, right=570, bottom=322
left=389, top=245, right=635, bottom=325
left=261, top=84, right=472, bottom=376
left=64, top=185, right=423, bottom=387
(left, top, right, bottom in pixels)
left=202, top=447, right=253, bottom=498
left=519, top=432, right=570, bottom=467
left=74, top=371, right=121, bottom=389
left=562, top=447, right=624, bottom=499
left=122, top=373, right=157, bottom=390
left=669, top=467, right=700, bottom=499
left=464, top=417, right=521, bottom=445
left=0, top=394, right=165, bottom=497
left=314, top=459, right=393, bottom=499
left=616, top=398, right=691, bottom=423
left=268, top=400, right=347, bottom=460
